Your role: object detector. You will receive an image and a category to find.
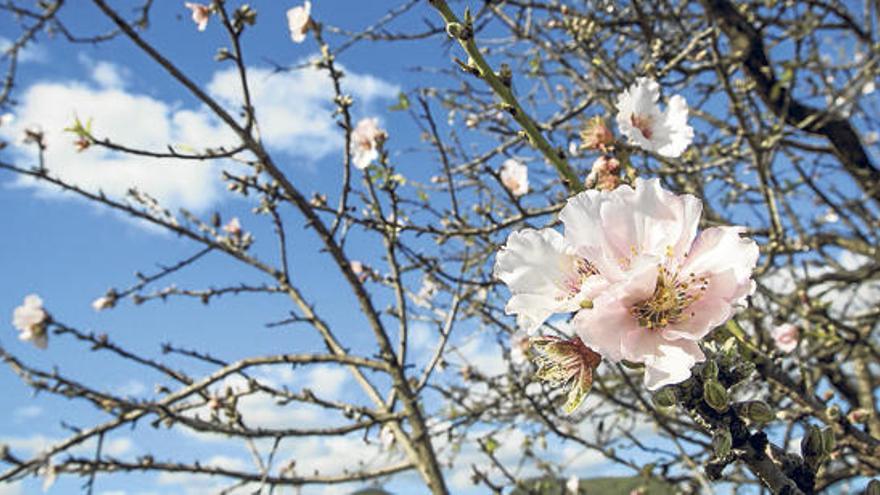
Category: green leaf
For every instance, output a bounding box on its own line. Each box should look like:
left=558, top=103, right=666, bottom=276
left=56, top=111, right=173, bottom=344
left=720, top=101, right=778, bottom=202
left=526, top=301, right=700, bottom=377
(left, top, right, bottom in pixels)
left=388, top=92, right=410, bottom=111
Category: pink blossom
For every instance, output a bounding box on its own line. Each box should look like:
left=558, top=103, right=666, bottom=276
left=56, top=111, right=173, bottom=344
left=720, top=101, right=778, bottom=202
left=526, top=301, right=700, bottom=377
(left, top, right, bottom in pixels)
left=616, top=78, right=693, bottom=157
left=585, top=156, right=620, bottom=191
left=771, top=323, right=799, bottom=353
left=495, top=178, right=758, bottom=390
left=185, top=3, right=211, bottom=32
left=286, top=2, right=312, bottom=44
left=12, top=294, right=49, bottom=349
left=565, top=179, right=758, bottom=389
left=351, top=118, right=387, bottom=170
left=500, top=158, right=529, bottom=197
left=494, top=228, right=607, bottom=334
left=222, top=217, right=242, bottom=237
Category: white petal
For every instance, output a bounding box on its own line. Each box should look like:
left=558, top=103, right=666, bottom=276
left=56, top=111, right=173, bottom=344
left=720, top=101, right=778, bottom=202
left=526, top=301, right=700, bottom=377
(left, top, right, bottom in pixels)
left=656, top=95, right=694, bottom=157
left=642, top=339, right=705, bottom=390
left=494, top=228, right=581, bottom=333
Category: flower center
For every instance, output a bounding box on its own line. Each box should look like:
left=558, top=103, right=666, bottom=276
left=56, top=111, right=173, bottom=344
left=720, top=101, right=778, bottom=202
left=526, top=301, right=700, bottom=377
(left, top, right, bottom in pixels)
left=630, top=114, right=653, bottom=139
left=559, top=258, right=599, bottom=300
left=630, top=266, right=708, bottom=330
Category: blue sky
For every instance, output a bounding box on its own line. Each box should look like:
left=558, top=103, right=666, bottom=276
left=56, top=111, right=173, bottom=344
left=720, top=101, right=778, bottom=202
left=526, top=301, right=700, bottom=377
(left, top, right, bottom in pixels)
left=3, top=2, right=876, bottom=494
left=0, top=2, right=633, bottom=494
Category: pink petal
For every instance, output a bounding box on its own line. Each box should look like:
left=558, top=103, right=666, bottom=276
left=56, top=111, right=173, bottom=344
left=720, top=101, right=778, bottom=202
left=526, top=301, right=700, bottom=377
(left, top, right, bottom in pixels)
left=682, top=226, right=759, bottom=305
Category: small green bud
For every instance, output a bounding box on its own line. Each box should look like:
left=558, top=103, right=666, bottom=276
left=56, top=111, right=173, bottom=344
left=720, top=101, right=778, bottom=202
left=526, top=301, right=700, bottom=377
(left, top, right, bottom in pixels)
left=865, top=479, right=880, bottom=495
left=651, top=387, right=676, bottom=409
left=704, top=380, right=730, bottom=413
left=739, top=400, right=775, bottom=424
left=821, top=426, right=836, bottom=455
left=826, top=405, right=842, bottom=421
left=446, top=22, right=464, bottom=39
left=702, top=360, right=719, bottom=381
left=712, top=428, right=732, bottom=459
left=801, top=425, right=824, bottom=468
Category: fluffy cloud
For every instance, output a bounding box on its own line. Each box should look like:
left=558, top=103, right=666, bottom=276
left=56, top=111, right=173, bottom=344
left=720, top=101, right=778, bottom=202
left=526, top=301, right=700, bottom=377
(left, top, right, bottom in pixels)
left=0, top=58, right=398, bottom=213
left=207, top=62, right=398, bottom=162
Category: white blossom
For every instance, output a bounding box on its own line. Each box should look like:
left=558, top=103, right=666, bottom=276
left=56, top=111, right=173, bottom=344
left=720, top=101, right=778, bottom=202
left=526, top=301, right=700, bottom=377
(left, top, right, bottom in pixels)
left=12, top=294, right=49, bottom=349
left=499, top=158, right=528, bottom=197
left=615, top=77, right=694, bottom=157
left=286, top=2, right=312, bottom=44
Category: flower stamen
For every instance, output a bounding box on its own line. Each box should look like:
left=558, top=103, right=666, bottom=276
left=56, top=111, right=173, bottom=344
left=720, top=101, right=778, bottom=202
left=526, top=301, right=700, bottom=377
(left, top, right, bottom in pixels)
left=630, top=266, right=708, bottom=330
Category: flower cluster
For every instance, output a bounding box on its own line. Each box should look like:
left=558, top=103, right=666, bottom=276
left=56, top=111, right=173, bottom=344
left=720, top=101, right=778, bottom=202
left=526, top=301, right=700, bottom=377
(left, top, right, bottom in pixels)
left=495, top=178, right=758, bottom=391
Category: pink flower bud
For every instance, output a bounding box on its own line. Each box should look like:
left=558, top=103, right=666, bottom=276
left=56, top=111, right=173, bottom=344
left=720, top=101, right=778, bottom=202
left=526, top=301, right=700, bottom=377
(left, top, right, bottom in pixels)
left=771, top=323, right=799, bottom=353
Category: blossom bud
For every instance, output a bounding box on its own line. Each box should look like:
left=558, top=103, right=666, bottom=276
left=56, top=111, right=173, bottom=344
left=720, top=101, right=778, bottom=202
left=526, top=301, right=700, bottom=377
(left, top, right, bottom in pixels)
left=738, top=400, right=774, bottom=424
left=701, top=360, right=719, bottom=381
left=848, top=408, right=871, bottom=424
left=712, top=428, right=732, bottom=459
left=826, top=405, right=841, bottom=421
left=703, top=380, right=729, bottom=413
left=864, top=479, right=880, bottom=495
left=821, top=426, right=836, bottom=455
left=446, top=22, right=464, bottom=39
left=651, top=387, right=676, bottom=409
left=801, top=425, right=824, bottom=468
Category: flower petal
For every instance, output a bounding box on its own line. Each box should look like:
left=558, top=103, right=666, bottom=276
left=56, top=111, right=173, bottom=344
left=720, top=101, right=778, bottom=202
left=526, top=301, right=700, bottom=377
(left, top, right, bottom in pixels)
left=494, top=228, right=581, bottom=333
left=642, top=339, right=705, bottom=390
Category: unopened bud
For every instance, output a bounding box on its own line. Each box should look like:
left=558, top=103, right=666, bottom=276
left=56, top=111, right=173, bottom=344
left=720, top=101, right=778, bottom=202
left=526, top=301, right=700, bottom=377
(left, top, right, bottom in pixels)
left=848, top=408, right=871, bottom=424
left=446, top=22, right=464, bottom=39
left=801, top=425, right=824, bottom=468
left=826, top=405, right=841, bottom=421
left=712, top=428, right=732, bottom=459
left=738, top=400, right=774, bottom=424
left=821, top=426, right=836, bottom=455
left=703, top=380, right=729, bottom=413
left=864, top=479, right=880, bottom=495
left=651, top=387, right=676, bottom=408
left=702, top=360, right=719, bottom=381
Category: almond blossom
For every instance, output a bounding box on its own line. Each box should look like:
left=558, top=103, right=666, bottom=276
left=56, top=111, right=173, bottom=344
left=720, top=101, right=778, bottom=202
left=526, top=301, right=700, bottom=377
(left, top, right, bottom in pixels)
left=564, top=179, right=758, bottom=389
left=495, top=178, right=758, bottom=390
left=771, top=323, right=799, bottom=353
left=184, top=3, right=211, bottom=32
left=286, top=1, right=312, bottom=44
left=12, top=294, right=49, bottom=349
left=222, top=217, right=242, bottom=237
left=615, top=78, right=694, bottom=158
left=499, top=158, right=529, bottom=197
left=494, top=228, right=607, bottom=334
left=351, top=117, right=387, bottom=170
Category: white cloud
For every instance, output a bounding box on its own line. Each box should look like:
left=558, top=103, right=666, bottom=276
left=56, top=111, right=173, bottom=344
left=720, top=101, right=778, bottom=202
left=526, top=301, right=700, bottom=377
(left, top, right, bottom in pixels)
left=1, top=433, right=134, bottom=459
left=114, top=379, right=147, bottom=397
left=305, top=365, right=349, bottom=399
left=0, top=78, right=233, bottom=211
left=1, top=58, right=398, bottom=215
left=0, top=36, right=47, bottom=63
left=207, top=62, right=398, bottom=162
left=91, top=61, right=129, bottom=90
left=13, top=405, right=43, bottom=422
left=0, top=482, right=23, bottom=495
